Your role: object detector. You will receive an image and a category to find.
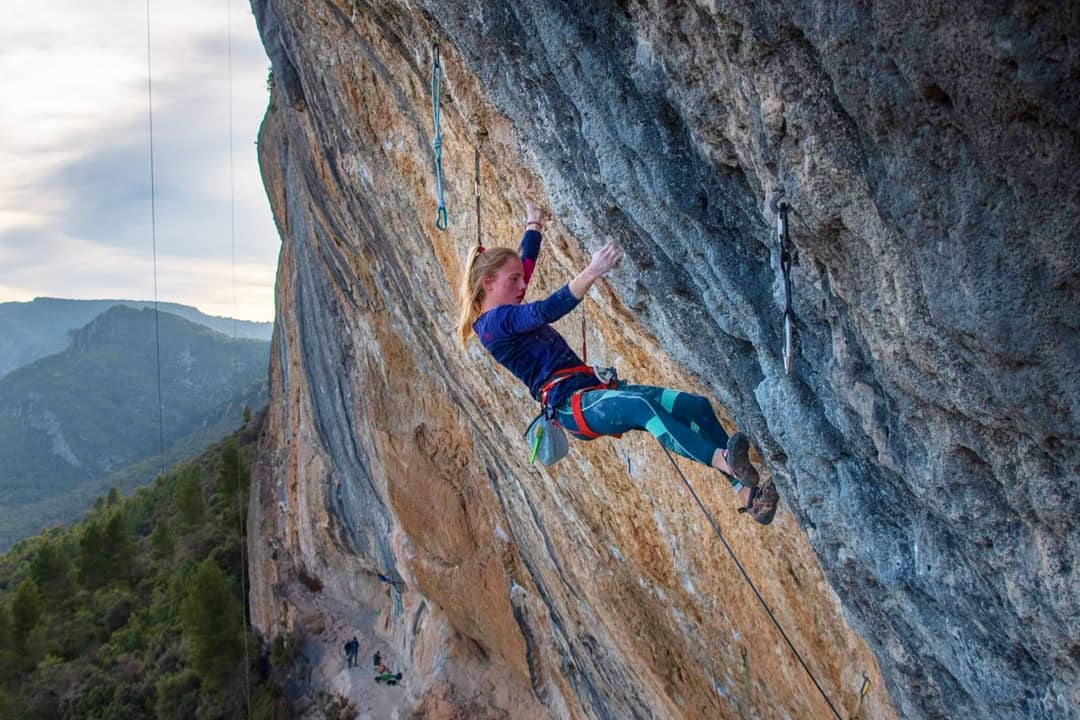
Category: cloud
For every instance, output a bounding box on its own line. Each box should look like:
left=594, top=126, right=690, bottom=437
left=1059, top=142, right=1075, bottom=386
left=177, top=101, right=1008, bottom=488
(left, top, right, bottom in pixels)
left=0, top=0, right=278, bottom=321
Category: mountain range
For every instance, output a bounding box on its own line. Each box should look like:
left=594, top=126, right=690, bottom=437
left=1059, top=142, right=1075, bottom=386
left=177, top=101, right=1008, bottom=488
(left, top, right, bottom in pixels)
left=0, top=305, right=269, bottom=549
left=0, top=297, right=273, bottom=379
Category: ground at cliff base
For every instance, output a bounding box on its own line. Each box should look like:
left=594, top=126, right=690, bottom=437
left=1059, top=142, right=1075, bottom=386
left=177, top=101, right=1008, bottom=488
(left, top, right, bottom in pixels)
left=297, top=591, right=409, bottom=718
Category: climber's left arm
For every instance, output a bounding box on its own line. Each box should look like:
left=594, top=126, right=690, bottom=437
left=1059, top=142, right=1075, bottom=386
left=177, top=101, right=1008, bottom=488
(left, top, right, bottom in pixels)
left=519, top=201, right=543, bottom=284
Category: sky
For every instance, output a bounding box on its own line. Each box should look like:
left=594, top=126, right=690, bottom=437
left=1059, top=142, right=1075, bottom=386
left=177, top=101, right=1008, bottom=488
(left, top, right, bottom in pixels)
left=0, top=0, right=279, bottom=322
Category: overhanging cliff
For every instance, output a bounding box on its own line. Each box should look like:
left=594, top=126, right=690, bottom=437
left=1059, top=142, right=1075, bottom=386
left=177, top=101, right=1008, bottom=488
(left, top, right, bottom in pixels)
left=247, top=1, right=1079, bottom=718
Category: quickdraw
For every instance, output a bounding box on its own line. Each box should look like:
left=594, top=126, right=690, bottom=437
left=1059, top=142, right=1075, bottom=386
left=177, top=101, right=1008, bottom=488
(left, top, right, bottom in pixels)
left=431, top=43, right=447, bottom=230
left=850, top=674, right=872, bottom=720
left=770, top=190, right=797, bottom=375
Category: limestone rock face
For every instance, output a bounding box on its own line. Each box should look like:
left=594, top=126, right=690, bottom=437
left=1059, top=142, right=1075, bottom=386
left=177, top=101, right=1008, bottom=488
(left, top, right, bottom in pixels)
left=247, top=1, right=1078, bottom=718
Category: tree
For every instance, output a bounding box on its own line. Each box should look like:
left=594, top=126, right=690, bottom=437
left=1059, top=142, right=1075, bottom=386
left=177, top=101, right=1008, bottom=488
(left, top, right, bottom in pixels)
left=174, top=468, right=205, bottom=528
left=0, top=603, right=11, bottom=651
left=150, top=520, right=175, bottom=559
left=218, top=443, right=249, bottom=535
left=179, top=560, right=242, bottom=691
left=102, top=510, right=135, bottom=583
left=218, top=443, right=241, bottom=499
left=11, top=577, right=42, bottom=653
left=77, top=521, right=108, bottom=589
left=30, top=543, right=74, bottom=601
left=106, top=487, right=121, bottom=506
left=155, top=670, right=199, bottom=720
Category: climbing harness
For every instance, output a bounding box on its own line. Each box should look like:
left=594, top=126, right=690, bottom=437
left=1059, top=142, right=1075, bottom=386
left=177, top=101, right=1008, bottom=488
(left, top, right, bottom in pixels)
left=523, top=365, right=619, bottom=463
left=770, top=191, right=797, bottom=375
left=430, top=43, right=448, bottom=230
left=539, top=365, right=619, bottom=438
left=849, top=674, right=872, bottom=720
left=658, top=445, right=845, bottom=719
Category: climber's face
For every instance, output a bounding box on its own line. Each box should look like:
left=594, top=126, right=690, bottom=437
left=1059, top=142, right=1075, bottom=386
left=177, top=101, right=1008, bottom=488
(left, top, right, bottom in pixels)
left=483, top=257, right=527, bottom=306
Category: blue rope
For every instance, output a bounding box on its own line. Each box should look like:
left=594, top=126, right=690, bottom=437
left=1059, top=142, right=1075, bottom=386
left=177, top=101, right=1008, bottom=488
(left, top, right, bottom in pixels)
left=431, top=43, right=447, bottom=230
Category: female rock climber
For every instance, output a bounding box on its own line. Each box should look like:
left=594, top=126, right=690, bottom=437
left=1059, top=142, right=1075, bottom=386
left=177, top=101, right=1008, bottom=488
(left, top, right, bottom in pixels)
left=457, top=201, right=778, bottom=524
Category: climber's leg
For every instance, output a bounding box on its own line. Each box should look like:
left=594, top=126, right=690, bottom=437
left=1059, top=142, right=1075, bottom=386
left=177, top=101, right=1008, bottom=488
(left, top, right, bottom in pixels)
left=555, top=386, right=733, bottom=476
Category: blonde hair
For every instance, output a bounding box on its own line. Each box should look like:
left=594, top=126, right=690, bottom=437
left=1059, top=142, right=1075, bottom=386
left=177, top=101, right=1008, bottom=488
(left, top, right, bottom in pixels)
left=457, top=246, right=520, bottom=346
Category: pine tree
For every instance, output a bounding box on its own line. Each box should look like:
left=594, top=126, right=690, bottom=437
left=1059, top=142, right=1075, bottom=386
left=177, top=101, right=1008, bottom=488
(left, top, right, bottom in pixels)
left=0, top=604, right=11, bottom=651
left=174, top=468, right=206, bottom=528
left=218, top=443, right=241, bottom=500
left=10, top=577, right=42, bottom=653
left=179, top=560, right=242, bottom=691
left=29, top=543, right=73, bottom=601
left=106, top=487, right=121, bottom=506
left=102, top=510, right=135, bottom=583
left=150, top=520, right=175, bottom=559
left=78, top=521, right=108, bottom=589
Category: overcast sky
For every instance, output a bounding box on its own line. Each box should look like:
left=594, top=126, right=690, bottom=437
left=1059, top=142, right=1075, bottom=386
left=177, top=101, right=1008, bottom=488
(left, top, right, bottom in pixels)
left=1, top=0, right=279, bottom=322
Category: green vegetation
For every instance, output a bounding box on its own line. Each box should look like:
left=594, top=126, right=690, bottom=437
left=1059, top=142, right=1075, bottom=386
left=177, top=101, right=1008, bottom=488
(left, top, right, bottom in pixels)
left=0, top=420, right=297, bottom=719
left=0, top=305, right=270, bottom=550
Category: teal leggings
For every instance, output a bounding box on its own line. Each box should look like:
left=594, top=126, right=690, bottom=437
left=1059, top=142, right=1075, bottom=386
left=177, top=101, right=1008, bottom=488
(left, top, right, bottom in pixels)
left=553, top=384, right=730, bottom=468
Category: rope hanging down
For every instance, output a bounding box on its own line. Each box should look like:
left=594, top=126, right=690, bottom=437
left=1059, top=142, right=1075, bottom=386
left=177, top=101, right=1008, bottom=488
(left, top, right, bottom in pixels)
left=224, top=0, right=253, bottom=715
left=658, top=446, right=844, bottom=719
left=474, top=147, right=482, bottom=247
left=771, top=191, right=797, bottom=375
left=431, top=43, right=448, bottom=230
left=144, top=0, right=167, bottom=491
left=147, top=2, right=253, bottom=715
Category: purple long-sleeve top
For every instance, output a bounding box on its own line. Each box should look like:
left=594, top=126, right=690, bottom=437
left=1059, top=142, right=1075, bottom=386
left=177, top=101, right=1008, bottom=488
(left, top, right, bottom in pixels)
left=473, top=229, right=597, bottom=408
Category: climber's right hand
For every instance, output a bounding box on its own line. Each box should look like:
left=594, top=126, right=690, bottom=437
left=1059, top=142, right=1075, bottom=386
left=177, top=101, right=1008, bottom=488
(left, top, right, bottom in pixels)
left=587, top=240, right=623, bottom=278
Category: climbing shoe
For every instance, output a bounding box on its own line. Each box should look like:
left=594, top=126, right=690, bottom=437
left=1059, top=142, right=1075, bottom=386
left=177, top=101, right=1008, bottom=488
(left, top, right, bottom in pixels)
left=738, top=480, right=779, bottom=525
left=725, top=432, right=759, bottom=487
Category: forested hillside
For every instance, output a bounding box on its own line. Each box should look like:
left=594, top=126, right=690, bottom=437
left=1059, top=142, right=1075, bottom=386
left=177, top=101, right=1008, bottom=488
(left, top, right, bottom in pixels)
left=0, top=415, right=344, bottom=720
left=0, top=306, right=269, bottom=549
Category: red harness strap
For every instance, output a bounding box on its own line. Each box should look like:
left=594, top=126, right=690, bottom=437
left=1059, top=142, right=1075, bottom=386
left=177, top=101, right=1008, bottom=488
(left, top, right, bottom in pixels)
left=538, top=365, right=619, bottom=440
left=570, top=391, right=603, bottom=439
left=538, top=365, right=594, bottom=409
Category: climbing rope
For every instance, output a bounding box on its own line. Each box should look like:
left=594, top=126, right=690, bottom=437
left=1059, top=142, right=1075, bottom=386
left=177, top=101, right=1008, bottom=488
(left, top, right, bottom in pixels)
left=770, top=191, right=797, bottom=375
left=144, top=0, right=167, bottom=488
left=658, top=446, right=844, bottom=719
left=225, top=0, right=253, bottom=716
left=473, top=147, right=482, bottom=248
left=581, top=315, right=587, bottom=363
left=431, top=43, right=448, bottom=230
left=146, top=2, right=252, bottom=715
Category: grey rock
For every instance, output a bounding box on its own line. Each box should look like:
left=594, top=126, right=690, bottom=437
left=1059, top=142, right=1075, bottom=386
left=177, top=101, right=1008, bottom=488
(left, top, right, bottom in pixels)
left=250, top=0, right=1079, bottom=718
